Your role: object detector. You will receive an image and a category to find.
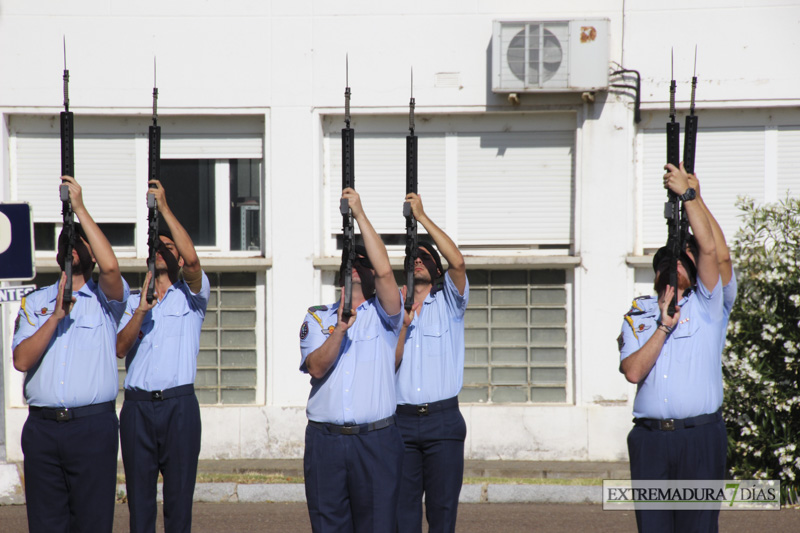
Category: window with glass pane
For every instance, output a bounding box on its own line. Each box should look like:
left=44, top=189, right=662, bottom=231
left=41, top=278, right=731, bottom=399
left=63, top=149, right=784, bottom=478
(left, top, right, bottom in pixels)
left=160, top=160, right=216, bottom=246
left=159, top=158, right=261, bottom=251
left=461, top=269, right=569, bottom=404
left=229, top=159, right=261, bottom=251
left=116, top=271, right=260, bottom=405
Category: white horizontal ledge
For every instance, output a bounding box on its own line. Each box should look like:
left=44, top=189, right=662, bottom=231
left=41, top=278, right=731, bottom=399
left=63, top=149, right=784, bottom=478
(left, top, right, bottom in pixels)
left=34, top=256, right=272, bottom=273
left=313, top=255, right=582, bottom=270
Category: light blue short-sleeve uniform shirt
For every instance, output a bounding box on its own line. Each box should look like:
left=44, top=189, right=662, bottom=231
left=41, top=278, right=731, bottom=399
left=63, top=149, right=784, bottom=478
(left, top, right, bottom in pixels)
left=118, top=273, right=210, bottom=391
left=619, top=275, right=729, bottom=420
left=395, top=272, right=469, bottom=405
left=299, top=296, right=403, bottom=425
left=13, top=278, right=130, bottom=408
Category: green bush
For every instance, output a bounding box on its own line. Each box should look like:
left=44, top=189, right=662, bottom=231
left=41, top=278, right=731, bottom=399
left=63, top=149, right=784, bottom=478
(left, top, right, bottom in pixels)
left=723, top=195, right=800, bottom=504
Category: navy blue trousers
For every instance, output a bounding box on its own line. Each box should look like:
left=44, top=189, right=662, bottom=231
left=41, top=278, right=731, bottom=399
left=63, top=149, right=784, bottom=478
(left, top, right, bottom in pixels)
left=120, top=393, right=201, bottom=533
left=627, top=417, right=727, bottom=533
left=21, top=409, right=119, bottom=533
left=395, top=405, right=466, bottom=533
left=304, top=421, right=405, bottom=533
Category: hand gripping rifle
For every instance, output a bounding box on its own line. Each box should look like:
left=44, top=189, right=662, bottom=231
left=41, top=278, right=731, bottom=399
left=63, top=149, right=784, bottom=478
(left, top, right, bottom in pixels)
left=340, top=57, right=356, bottom=321
left=60, top=38, right=75, bottom=310
left=403, top=70, right=418, bottom=312
left=663, top=51, right=682, bottom=317
left=681, top=48, right=699, bottom=247
left=146, top=59, right=161, bottom=303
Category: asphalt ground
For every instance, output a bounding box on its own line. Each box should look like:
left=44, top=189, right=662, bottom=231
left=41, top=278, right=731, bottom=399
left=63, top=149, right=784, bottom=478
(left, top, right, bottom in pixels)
left=1, top=502, right=798, bottom=532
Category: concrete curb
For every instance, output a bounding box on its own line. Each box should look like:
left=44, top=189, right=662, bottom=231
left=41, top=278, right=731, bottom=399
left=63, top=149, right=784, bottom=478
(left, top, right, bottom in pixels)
left=0, top=463, right=25, bottom=505
left=3, top=479, right=602, bottom=506
left=110, top=482, right=602, bottom=505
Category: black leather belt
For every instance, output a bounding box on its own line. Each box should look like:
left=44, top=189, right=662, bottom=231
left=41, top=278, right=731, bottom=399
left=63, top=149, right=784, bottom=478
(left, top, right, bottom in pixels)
left=308, top=416, right=395, bottom=435
left=124, top=384, right=195, bottom=402
left=396, top=396, right=459, bottom=417
left=28, top=401, right=115, bottom=422
left=634, top=409, right=722, bottom=432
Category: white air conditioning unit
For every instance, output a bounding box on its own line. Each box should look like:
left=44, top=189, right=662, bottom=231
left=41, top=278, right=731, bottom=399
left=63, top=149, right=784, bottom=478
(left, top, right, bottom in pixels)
left=492, top=19, right=610, bottom=93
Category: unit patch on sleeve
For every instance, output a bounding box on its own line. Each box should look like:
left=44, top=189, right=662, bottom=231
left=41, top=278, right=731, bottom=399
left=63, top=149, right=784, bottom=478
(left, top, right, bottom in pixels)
left=617, top=332, right=624, bottom=351
left=300, top=321, right=309, bottom=340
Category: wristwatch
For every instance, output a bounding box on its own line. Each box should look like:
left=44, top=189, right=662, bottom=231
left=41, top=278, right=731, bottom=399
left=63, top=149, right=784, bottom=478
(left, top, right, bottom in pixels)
left=679, top=188, right=696, bottom=202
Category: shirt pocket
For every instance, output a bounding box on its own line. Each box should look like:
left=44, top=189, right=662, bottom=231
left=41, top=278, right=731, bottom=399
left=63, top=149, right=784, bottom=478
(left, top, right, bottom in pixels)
left=349, top=330, right=379, bottom=362
left=422, top=325, right=448, bottom=358
left=161, top=309, right=190, bottom=338
left=670, top=316, right=700, bottom=363
left=73, top=313, right=104, bottom=347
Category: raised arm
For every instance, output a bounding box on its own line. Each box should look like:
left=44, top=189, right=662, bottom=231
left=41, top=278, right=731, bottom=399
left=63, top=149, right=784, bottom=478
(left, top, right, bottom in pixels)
left=62, top=175, right=124, bottom=301
left=116, top=272, right=157, bottom=358
left=620, top=286, right=680, bottom=384
left=664, top=163, right=718, bottom=291
left=149, top=180, right=203, bottom=291
left=405, top=193, right=466, bottom=294
left=344, top=187, right=401, bottom=315
left=13, top=273, right=70, bottom=372
left=304, top=290, right=356, bottom=379
left=688, top=172, right=732, bottom=286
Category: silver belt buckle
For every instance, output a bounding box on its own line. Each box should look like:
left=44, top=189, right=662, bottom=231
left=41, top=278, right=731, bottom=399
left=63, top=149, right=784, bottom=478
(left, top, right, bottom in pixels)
left=417, top=405, right=429, bottom=416
left=56, top=409, right=70, bottom=422
left=660, top=419, right=675, bottom=431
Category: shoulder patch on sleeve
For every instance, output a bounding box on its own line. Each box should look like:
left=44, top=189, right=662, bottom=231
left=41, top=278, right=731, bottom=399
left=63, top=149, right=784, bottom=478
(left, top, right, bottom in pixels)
left=308, top=305, right=328, bottom=313
left=300, top=321, right=309, bottom=340
left=14, top=314, right=21, bottom=334
left=617, top=332, right=624, bottom=351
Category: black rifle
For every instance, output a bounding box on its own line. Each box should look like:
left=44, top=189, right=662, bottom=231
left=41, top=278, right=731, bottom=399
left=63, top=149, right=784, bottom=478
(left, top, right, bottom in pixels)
left=403, top=70, right=418, bottom=312
left=60, top=38, right=75, bottom=310
left=663, top=51, right=682, bottom=317
left=147, top=59, right=161, bottom=303
left=340, top=58, right=355, bottom=321
left=681, top=48, right=698, bottom=246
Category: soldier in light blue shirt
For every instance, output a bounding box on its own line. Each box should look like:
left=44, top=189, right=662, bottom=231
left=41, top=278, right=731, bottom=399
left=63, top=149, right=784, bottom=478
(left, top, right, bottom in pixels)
left=619, top=163, right=733, bottom=533
left=299, top=187, right=404, bottom=533
left=395, top=192, right=468, bottom=533
left=116, top=180, right=209, bottom=533
left=13, top=175, right=128, bottom=533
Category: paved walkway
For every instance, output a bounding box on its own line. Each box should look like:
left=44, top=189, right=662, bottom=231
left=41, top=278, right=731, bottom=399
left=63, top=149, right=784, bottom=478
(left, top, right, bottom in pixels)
left=2, top=459, right=631, bottom=505
left=141, top=459, right=628, bottom=505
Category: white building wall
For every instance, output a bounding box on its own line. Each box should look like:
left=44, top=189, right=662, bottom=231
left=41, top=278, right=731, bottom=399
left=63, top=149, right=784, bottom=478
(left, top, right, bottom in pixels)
left=1, top=1, right=798, bottom=463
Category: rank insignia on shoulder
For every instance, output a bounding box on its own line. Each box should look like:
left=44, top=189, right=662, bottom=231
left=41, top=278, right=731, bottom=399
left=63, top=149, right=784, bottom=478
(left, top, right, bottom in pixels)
left=300, top=321, right=309, bottom=340
left=308, top=305, right=328, bottom=313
